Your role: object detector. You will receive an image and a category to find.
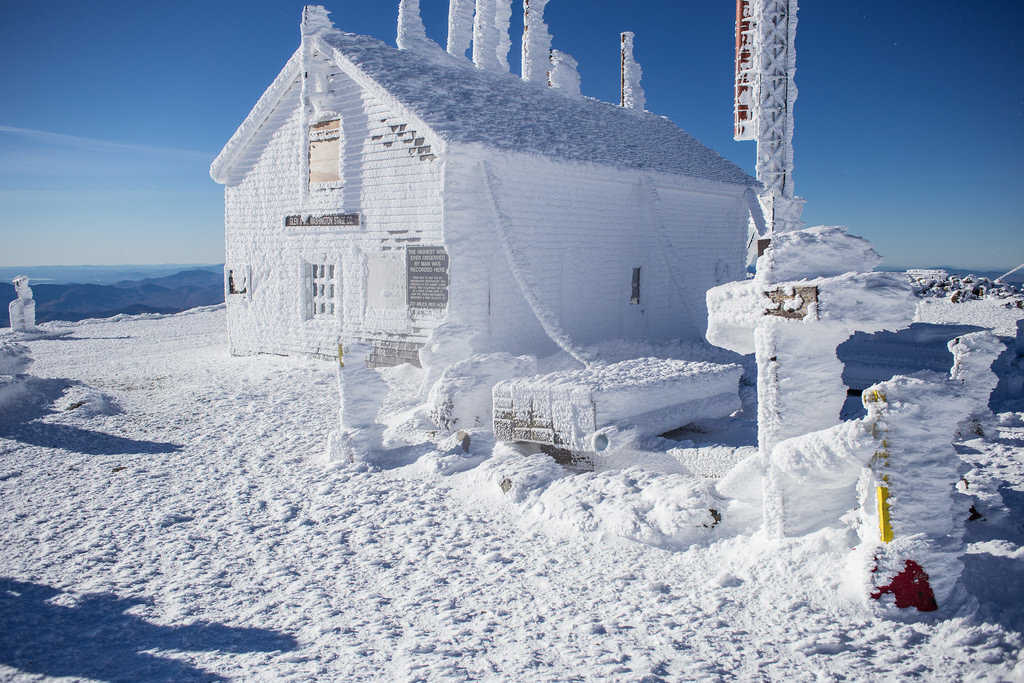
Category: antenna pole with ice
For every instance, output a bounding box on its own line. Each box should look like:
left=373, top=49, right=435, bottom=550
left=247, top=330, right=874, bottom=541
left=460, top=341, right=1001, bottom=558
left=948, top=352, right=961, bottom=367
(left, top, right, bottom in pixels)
left=734, top=0, right=803, bottom=238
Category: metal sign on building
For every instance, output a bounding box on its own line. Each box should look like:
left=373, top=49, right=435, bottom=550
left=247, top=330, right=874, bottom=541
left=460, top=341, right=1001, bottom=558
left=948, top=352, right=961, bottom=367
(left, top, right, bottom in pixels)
left=284, top=213, right=361, bottom=227
left=734, top=0, right=756, bottom=141
left=406, top=246, right=449, bottom=309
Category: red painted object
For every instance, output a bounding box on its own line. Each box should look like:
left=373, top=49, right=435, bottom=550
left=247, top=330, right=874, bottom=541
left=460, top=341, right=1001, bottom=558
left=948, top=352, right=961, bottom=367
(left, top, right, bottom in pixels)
left=871, top=560, right=938, bottom=612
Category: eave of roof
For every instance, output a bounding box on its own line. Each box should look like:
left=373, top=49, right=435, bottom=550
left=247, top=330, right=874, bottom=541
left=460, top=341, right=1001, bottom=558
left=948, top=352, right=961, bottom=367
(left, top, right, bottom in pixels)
left=210, top=49, right=301, bottom=184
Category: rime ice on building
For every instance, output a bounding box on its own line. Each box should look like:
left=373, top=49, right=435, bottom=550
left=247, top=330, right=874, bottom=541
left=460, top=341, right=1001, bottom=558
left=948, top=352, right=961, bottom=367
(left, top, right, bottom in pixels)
left=211, top=4, right=755, bottom=366
left=210, top=4, right=758, bottom=460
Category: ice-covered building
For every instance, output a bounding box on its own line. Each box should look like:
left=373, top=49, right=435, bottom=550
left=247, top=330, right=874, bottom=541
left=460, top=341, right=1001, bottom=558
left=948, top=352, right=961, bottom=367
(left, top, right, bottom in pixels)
left=210, top=4, right=755, bottom=368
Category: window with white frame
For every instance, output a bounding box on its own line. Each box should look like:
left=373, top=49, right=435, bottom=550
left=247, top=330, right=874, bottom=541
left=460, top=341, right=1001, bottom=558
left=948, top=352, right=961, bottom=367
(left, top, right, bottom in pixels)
left=308, top=118, right=341, bottom=185
left=306, top=262, right=338, bottom=319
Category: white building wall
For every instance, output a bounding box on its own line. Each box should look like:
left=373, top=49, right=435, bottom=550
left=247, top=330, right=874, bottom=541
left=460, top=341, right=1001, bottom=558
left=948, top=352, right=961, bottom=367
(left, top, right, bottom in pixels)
left=441, top=151, right=748, bottom=355
left=223, top=57, right=445, bottom=361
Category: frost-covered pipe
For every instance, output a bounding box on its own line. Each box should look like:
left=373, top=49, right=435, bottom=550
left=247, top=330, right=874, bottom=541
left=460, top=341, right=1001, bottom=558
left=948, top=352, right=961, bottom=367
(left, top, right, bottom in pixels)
left=446, top=0, right=475, bottom=57
left=480, top=161, right=591, bottom=365
left=473, top=0, right=509, bottom=72
left=299, top=6, right=334, bottom=202
left=521, top=0, right=551, bottom=82
left=397, top=0, right=436, bottom=52
left=548, top=49, right=580, bottom=95
left=620, top=32, right=645, bottom=110
left=494, top=0, right=512, bottom=71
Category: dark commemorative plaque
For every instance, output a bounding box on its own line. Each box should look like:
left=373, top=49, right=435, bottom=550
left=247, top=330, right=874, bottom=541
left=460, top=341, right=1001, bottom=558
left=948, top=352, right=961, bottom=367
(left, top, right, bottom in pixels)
left=406, top=246, right=449, bottom=309
left=284, top=213, right=360, bottom=227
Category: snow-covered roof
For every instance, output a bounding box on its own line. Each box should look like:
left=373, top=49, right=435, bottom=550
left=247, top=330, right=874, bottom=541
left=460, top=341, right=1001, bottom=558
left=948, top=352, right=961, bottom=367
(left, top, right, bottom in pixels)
left=212, top=28, right=755, bottom=187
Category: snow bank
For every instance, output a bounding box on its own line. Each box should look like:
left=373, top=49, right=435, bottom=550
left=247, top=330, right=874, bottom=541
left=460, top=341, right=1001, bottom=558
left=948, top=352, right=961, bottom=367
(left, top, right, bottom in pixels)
left=0, top=341, right=32, bottom=376
left=758, top=226, right=882, bottom=283
left=0, top=341, right=32, bottom=412
left=948, top=330, right=1003, bottom=431
left=428, top=352, right=537, bottom=431
left=991, top=320, right=1024, bottom=408
left=760, top=356, right=998, bottom=612
left=57, top=386, right=122, bottom=417
left=468, top=451, right=724, bottom=550
left=916, top=298, right=1024, bottom=337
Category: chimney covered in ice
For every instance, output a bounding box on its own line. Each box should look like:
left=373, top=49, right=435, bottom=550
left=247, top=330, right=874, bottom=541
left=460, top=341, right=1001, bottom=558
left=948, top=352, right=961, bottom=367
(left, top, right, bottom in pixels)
left=398, top=0, right=439, bottom=52
left=620, top=32, right=645, bottom=110
left=447, top=0, right=475, bottom=58
left=473, top=0, right=512, bottom=72
left=301, top=5, right=333, bottom=37
left=521, top=0, right=552, bottom=82
left=548, top=49, right=580, bottom=96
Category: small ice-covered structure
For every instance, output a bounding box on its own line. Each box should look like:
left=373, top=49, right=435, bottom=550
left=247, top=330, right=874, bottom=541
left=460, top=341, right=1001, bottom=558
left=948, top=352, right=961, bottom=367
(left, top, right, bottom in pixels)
left=211, top=5, right=757, bottom=455
left=8, top=276, right=35, bottom=332
left=210, top=5, right=755, bottom=365
left=493, top=358, right=743, bottom=460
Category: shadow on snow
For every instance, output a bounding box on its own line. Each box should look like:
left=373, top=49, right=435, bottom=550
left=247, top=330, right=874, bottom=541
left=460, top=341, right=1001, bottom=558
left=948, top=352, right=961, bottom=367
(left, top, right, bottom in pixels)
left=0, top=377, right=181, bottom=456
left=0, top=578, right=297, bottom=681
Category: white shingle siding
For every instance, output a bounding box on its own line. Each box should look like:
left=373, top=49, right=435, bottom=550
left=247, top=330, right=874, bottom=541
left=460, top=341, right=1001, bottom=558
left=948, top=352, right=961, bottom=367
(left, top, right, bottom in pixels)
left=441, top=152, right=747, bottom=355
left=224, top=65, right=443, bottom=359
left=215, top=27, right=752, bottom=366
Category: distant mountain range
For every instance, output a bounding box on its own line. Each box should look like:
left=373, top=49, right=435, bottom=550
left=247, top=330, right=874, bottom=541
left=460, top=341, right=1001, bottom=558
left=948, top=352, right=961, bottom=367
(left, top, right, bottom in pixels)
left=1, top=268, right=224, bottom=326
left=0, top=264, right=222, bottom=285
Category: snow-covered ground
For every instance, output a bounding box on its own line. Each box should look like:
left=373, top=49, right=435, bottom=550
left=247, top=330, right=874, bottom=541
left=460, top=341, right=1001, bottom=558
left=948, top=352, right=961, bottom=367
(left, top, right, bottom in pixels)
left=1, top=306, right=1022, bottom=680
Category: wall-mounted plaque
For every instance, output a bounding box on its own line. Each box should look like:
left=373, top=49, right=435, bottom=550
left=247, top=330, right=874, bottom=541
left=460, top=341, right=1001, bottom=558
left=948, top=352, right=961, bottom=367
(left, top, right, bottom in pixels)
left=406, top=246, right=449, bottom=309
left=285, top=213, right=360, bottom=228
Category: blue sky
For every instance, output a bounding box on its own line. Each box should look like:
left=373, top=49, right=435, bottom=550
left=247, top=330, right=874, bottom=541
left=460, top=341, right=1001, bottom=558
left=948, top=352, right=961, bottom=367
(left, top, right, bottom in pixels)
left=0, top=1, right=1020, bottom=270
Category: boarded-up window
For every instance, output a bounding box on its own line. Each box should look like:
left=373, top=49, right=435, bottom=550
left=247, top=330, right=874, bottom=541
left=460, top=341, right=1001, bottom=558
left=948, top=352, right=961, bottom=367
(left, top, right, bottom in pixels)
left=365, top=255, right=407, bottom=311
left=309, top=119, right=340, bottom=184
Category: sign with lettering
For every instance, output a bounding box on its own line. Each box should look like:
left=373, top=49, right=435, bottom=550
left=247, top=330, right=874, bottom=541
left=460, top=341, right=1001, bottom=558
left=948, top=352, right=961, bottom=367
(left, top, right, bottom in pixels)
left=284, top=213, right=360, bottom=228
left=406, top=246, right=449, bottom=309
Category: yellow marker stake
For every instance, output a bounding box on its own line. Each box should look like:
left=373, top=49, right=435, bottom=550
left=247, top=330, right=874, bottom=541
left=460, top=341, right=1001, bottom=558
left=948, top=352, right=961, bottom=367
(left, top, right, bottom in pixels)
left=877, top=486, right=893, bottom=543
left=338, top=343, right=344, bottom=367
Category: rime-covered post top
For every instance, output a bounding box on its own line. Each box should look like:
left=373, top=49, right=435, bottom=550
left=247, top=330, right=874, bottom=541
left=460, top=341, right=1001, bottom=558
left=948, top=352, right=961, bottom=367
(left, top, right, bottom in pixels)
left=548, top=49, right=581, bottom=95
left=398, top=0, right=438, bottom=52
left=620, top=32, right=645, bottom=111
left=447, top=0, right=475, bottom=57
left=521, top=0, right=552, bottom=83
left=473, top=0, right=512, bottom=72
